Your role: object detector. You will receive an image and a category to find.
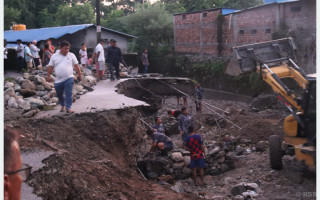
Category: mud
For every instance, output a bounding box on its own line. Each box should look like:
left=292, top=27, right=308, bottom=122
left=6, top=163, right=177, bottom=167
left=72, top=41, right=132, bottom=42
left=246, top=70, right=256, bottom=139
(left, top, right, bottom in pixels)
left=4, top=78, right=316, bottom=200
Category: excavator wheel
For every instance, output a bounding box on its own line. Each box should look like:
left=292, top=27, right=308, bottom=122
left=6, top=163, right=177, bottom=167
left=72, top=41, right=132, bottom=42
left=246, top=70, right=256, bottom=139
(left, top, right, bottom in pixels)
left=269, top=135, right=283, bottom=170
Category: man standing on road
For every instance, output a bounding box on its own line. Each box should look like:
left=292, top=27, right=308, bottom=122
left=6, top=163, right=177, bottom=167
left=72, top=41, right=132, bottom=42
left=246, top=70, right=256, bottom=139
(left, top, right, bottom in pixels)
left=95, top=39, right=105, bottom=81
left=4, top=126, right=32, bottom=200
left=185, top=126, right=205, bottom=186
left=46, top=40, right=81, bottom=113
left=107, top=39, right=123, bottom=80
left=178, top=107, right=194, bottom=142
left=24, top=42, right=34, bottom=71
left=194, top=83, right=204, bottom=113
left=142, top=48, right=149, bottom=74
left=16, top=39, right=25, bottom=72
left=30, top=40, right=41, bottom=68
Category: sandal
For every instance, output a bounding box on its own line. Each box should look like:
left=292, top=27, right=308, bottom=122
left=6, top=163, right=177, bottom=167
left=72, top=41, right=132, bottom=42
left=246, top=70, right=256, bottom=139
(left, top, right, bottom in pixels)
left=66, top=109, right=75, bottom=113
left=60, top=106, right=66, bottom=112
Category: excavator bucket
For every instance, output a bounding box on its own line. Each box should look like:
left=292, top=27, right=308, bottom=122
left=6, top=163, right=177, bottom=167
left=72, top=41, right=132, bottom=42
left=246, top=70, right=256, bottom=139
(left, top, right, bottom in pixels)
left=225, top=37, right=298, bottom=76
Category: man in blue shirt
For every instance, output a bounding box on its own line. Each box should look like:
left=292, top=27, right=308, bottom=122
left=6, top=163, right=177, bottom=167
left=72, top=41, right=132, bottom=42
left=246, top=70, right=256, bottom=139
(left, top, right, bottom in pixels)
left=146, top=129, right=173, bottom=156
left=24, top=42, right=34, bottom=71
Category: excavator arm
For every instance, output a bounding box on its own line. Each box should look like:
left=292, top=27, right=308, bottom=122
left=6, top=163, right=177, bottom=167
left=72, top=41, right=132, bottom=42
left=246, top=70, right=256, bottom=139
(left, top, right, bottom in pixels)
left=227, top=37, right=309, bottom=113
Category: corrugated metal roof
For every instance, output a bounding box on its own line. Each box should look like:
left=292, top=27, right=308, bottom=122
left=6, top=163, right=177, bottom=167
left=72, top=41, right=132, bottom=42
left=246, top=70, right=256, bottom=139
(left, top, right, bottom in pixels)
left=4, top=24, right=136, bottom=43
left=222, top=9, right=240, bottom=15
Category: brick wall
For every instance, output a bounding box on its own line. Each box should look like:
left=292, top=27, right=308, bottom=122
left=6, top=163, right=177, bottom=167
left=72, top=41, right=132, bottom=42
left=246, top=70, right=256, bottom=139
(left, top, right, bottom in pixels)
left=173, top=0, right=316, bottom=72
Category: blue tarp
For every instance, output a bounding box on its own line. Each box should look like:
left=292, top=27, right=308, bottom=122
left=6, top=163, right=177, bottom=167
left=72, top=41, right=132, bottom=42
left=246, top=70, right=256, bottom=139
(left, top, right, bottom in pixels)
left=264, top=0, right=296, bottom=3
left=4, top=24, right=92, bottom=43
left=4, top=24, right=136, bottom=43
left=222, top=9, right=240, bottom=15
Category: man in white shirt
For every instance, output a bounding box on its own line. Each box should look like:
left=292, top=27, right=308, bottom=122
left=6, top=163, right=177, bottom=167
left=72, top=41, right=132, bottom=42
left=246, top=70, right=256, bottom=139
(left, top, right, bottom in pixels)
left=4, top=39, right=8, bottom=72
left=46, top=40, right=82, bottom=113
left=30, top=40, right=41, bottom=67
left=94, top=39, right=105, bottom=80
left=16, top=39, right=25, bottom=72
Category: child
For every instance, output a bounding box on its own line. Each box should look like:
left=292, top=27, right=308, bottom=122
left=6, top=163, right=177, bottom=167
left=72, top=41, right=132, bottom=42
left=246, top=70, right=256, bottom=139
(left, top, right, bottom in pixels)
left=79, top=43, right=88, bottom=68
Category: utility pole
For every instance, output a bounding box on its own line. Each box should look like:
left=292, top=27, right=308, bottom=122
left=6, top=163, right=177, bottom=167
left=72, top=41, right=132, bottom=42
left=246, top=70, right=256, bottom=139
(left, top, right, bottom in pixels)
left=96, top=0, right=101, bottom=43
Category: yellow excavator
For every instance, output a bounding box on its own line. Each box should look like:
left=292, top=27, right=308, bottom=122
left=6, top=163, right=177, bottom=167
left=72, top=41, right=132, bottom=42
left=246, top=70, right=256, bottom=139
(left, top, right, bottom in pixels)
left=226, top=37, right=316, bottom=170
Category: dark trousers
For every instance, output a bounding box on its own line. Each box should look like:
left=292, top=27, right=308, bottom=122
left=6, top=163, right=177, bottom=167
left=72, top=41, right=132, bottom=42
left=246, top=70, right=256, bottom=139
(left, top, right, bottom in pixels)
left=17, top=56, right=25, bottom=71
left=112, top=62, right=120, bottom=79
left=4, top=59, right=8, bottom=71
left=34, top=58, right=40, bottom=67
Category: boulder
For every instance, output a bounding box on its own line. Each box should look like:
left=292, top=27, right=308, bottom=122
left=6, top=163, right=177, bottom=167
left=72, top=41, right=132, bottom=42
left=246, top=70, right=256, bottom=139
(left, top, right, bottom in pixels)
left=18, top=89, right=37, bottom=97
left=83, top=68, right=92, bottom=76
left=250, top=95, right=277, bottom=111
left=17, top=99, right=31, bottom=111
left=221, top=163, right=229, bottom=172
left=14, top=85, right=21, bottom=91
left=214, top=151, right=226, bottom=159
left=21, top=80, right=36, bottom=90
left=42, top=94, right=51, bottom=101
left=256, top=141, right=268, bottom=152
left=182, top=167, right=191, bottom=174
left=5, top=87, right=14, bottom=93
left=36, top=85, right=45, bottom=91
left=23, top=73, right=30, bottom=79
left=84, top=76, right=97, bottom=84
left=34, top=75, right=43, bottom=84
left=51, top=97, right=59, bottom=104
left=4, top=94, right=11, bottom=103
left=22, top=109, right=38, bottom=118
left=74, top=84, right=84, bottom=93
left=8, top=97, right=18, bottom=108
left=24, top=97, right=45, bottom=107
left=172, top=162, right=184, bottom=169
left=183, top=156, right=190, bottom=166
left=171, top=152, right=184, bottom=162
left=37, top=91, right=46, bottom=97
left=28, top=75, right=35, bottom=81
left=242, top=191, right=259, bottom=198
left=235, top=146, right=244, bottom=155
left=4, top=82, right=14, bottom=89
left=231, top=185, right=247, bottom=196
left=41, top=80, right=53, bottom=90
left=15, top=77, right=24, bottom=84
left=208, top=146, right=220, bottom=156
left=217, top=156, right=225, bottom=163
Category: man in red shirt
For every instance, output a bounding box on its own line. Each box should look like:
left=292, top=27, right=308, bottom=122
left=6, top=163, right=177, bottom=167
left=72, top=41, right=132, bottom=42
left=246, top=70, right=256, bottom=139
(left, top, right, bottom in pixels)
left=185, top=125, right=206, bottom=186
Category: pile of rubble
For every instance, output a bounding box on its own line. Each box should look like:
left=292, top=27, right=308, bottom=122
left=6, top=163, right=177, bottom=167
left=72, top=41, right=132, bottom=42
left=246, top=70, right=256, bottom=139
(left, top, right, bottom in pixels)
left=138, top=144, right=236, bottom=182
left=4, top=67, right=97, bottom=118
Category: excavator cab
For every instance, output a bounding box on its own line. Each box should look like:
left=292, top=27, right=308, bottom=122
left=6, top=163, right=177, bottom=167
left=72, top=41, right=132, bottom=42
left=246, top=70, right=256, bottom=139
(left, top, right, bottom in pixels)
left=226, top=38, right=316, bottom=170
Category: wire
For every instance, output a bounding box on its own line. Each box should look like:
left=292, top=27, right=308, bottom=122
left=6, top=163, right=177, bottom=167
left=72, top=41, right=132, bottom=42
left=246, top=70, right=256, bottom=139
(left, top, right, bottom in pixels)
left=156, top=79, right=242, bottom=130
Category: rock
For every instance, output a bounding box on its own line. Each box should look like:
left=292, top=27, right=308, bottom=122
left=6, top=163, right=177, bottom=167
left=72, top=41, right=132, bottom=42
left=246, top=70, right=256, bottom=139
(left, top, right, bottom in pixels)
left=214, top=151, right=225, bottom=159
left=242, top=191, right=259, bottom=198
left=211, top=196, right=225, bottom=200
left=41, top=80, right=53, bottom=90
left=244, top=182, right=259, bottom=191
left=49, top=90, right=57, bottom=97
left=14, top=85, right=21, bottom=91
left=207, top=167, right=221, bottom=176
left=42, top=94, right=51, bottom=101
left=171, top=181, right=184, bottom=193
left=4, top=94, right=11, bottom=103
left=5, top=87, right=14, bottom=93
left=8, top=97, right=18, bottom=108
left=172, top=162, right=184, bottom=169
left=221, top=163, right=229, bottom=172
left=256, top=141, right=268, bottom=152
left=34, top=75, right=43, bottom=84
left=36, top=85, right=45, bottom=91
left=224, top=107, right=233, bottom=115
left=208, top=146, right=220, bottom=156
left=148, top=171, right=158, bottom=179
left=21, top=80, right=36, bottom=90
left=179, top=149, right=190, bottom=156
left=15, top=77, right=24, bottom=84
left=250, top=95, right=277, bottom=111
left=231, top=185, right=247, bottom=196
left=37, top=65, right=43, bottom=70
left=83, top=68, right=92, bottom=76
left=84, top=76, right=97, bottom=84
left=233, top=195, right=245, bottom=200
left=23, top=73, right=30, bottom=79
left=37, top=91, right=46, bottom=97
left=4, top=82, right=14, bottom=89
left=17, top=99, right=31, bottom=111
left=74, top=84, right=84, bottom=93
left=183, top=156, right=190, bottom=166
left=18, top=89, right=37, bottom=97
left=217, top=156, right=225, bottom=163
left=224, top=177, right=233, bottom=184
left=235, top=146, right=244, bottom=155
left=182, top=167, right=191, bottom=174
left=28, top=75, right=35, bottom=81
left=51, top=97, right=59, bottom=104
left=24, top=97, right=45, bottom=107
left=171, top=152, right=184, bottom=162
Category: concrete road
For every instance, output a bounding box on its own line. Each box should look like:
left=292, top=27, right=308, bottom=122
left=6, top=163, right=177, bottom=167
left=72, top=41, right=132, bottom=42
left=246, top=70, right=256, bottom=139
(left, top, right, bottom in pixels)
left=36, top=79, right=149, bottom=118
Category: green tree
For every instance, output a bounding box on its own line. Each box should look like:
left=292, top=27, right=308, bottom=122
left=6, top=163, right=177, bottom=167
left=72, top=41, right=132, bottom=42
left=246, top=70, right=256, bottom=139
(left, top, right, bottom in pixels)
left=101, top=9, right=125, bottom=31
left=38, top=8, right=58, bottom=28
left=4, top=5, right=21, bottom=30
left=55, top=3, right=95, bottom=26
left=120, top=2, right=173, bottom=52
left=223, top=0, right=263, bottom=9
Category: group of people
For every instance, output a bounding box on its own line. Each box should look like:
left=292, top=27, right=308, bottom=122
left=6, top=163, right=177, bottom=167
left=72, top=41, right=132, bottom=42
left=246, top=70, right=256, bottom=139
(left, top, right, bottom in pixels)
left=147, top=106, right=206, bottom=186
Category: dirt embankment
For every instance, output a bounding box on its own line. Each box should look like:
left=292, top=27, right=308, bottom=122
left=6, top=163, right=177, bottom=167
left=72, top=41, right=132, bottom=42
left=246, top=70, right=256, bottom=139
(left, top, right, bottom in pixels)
left=10, top=108, right=198, bottom=200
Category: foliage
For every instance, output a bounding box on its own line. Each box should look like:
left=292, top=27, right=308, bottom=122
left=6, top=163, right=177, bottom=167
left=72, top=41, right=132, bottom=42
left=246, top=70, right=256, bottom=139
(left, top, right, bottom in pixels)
left=55, top=3, right=95, bottom=26
left=38, top=8, right=58, bottom=28
left=101, top=9, right=126, bottom=32
left=4, top=5, right=21, bottom=30
left=120, top=2, right=173, bottom=52
left=223, top=0, right=263, bottom=9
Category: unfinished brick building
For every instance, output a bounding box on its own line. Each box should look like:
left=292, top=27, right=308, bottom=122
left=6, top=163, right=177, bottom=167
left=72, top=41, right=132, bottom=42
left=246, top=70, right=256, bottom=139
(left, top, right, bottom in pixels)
left=173, top=0, right=316, bottom=72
